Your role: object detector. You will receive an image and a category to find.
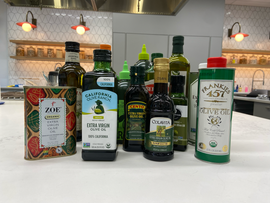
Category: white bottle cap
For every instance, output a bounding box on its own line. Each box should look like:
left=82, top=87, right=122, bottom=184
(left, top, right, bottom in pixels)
left=199, top=63, right=207, bottom=69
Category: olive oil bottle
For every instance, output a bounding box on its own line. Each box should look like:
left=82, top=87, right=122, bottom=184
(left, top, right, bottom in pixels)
left=58, top=41, right=86, bottom=142
left=145, top=53, right=163, bottom=96
left=134, top=44, right=151, bottom=71
left=123, top=66, right=149, bottom=152
left=82, top=49, right=117, bottom=161
left=170, top=75, right=188, bottom=151
left=169, top=36, right=190, bottom=96
left=144, top=58, right=175, bottom=161
left=117, top=61, right=130, bottom=144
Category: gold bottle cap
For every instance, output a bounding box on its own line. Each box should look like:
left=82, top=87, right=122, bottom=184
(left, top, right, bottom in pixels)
left=154, top=58, right=170, bottom=71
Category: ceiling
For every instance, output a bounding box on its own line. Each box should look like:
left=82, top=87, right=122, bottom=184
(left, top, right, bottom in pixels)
left=225, top=0, right=270, bottom=7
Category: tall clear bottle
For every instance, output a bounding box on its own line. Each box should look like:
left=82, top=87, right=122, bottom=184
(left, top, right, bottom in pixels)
left=82, top=49, right=117, bottom=161
left=58, top=41, right=86, bottom=142
left=144, top=58, right=175, bottom=161
left=169, top=36, right=190, bottom=96
left=123, top=66, right=149, bottom=152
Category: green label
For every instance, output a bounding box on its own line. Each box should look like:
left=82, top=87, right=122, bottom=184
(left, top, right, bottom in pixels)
left=117, top=100, right=125, bottom=141
left=145, top=124, right=174, bottom=152
left=125, top=101, right=146, bottom=140
left=174, top=105, right=188, bottom=146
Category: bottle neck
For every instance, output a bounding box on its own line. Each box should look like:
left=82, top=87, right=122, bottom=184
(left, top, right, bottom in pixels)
left=130, top=76, right=145, bottom=85
left=154, top=70, right=168, bottom=94
left=154, top=83, right=168, bottom=94
left=94, top=61, right=111, bottom=72
left=172, top=45, right=183, bottom=55
left=65, top=50, right=80, bottom=64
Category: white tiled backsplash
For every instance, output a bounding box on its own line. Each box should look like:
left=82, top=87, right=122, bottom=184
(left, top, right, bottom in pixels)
left=223, top=4, right=270, bottom=91
left=7, top=6, right=112, bottom=86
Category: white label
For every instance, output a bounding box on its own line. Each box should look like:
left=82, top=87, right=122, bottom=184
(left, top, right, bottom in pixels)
left=97, top=77, right=115, bottom=87
left=189, top=79, right=198, bottom=142
left=65, top=52, right=80, bottom=63
left=197, top=80, right=233, bottom=155
left=76, top=88, right=82, bottom=131
left=150, top=117, right=172, bottom=132
left=39, top=98, right=66, bottom=148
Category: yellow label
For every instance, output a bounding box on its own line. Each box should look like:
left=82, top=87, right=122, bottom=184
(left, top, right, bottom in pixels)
left=151, top=141, right=171, bottom=146
left=93, top=116, right=104, bottom=119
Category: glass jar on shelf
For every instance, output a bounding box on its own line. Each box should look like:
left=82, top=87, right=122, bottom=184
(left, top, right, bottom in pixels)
left=47, top=48, right=54, bottom=58
left=79, top=50, right=85, bottom=59
left=249, top=55, right=257, bottom=64
left=37, top=48, right=44, bottom=57
left=27, top=46, right=35, bottom=57
left=230, top=54, right=238, bottom=64
left=16, top=46, right=24, bottom=56
left=56, top=49, right=63, bottom=58
left=239, top=54, right=247, bottom=64
left=259, top=55, right=267, bottom=65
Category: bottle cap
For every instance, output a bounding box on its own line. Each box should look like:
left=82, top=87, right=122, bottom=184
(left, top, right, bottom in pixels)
left=170, top=75, right=185, bottom=93
left=151, top=53, right=163, bottom=62
left=172, top=36, right=184, bottom=54
left=65, top=41, right=80, bottom=52
left=199, top=63, right=207, bottom=69
left=130, top=66, right=145, bottom=77
left=138, top=44, right=149, bottom=60
left=207, top=57, right=227, bottom=68
left=100, top=44, right=111, bottom=51
left=93, top=49, right=111, bottom=62
left=119, top=61, right=130, bottom=80
left=154, top=58, right=170, bottom=71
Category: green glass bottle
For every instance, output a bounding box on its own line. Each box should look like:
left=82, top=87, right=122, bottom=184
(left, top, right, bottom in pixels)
left=169, top=36, right=190, bottom=96
left=117, top=61, right=130, bottom=144
left=170, top=75, right=188, bottom=151
left=144, top=58, right=175, bottom=161
left=145, top=53, right=163, bottom=96
left=123, top=66, right=149, bottom=152
left=58, top=41, right=86, bottom=142
left=82, top=49, right=117, bottom=161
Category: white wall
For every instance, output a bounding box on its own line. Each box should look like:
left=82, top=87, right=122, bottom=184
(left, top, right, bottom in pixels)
left=112, top=0, right=225, bottom=73
left=0, top=1, right=9, bottom=86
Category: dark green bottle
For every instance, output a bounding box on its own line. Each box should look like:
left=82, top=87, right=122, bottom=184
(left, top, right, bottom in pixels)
left=145, top=53, right=163, bottom=96
left=82, top=49, right=118, bottom=161
left=58, top=41, right=86, bottom=142
left=169, top=36, right=190, bottom=96
left=170, top=75, right=188, bottom=151
left=117, top=61, right=130, bottom=144
left=144, top=58, right=175, bottom=161
left=123, top=66, right=149, bottom=152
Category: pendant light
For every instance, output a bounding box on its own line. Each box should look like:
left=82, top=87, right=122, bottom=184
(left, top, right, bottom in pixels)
left=16, top=11, right=37, bottom=32
left=228, top=22, right=249, bottom=42
left=71, top=14, right=90, bottom=35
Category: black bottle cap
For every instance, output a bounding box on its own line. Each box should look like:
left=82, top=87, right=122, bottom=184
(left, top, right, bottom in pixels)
left=65, top=41, right=80, bottom=52
left=130, top=66, right=145, bottom=76
left=171, top=75, right=185, bottom=93
left=94, top=49, right=111, bottom=62
left=48, top=71, right=59, bottom=76
left=151, top=53, right=163, bottom=62
left=172, top=36, right=184, bottom=54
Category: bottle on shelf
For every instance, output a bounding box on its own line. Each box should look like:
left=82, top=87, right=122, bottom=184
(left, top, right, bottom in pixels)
left=236, top=84, right=239, bottom=92
left=169, top=36, right=190, bottom=96
left=249, top=54, right=257, bottom=64
left=123, top=66, right=149, bottom=152
left=145, top=53, right=163, bottom=96
left=58, top=41, right=86, bottom=142
left=144, top=58, right=175, bottom=161
left=259, top=55, right=267, bottom=65
left=82, top=49, right=117, bottom=161
left=238, top=85, right=242, bottom=92
left=239, top=54, right=247, bottom=64
left=170, top=75, right=188, bottom=151
left=135, top=44, right=151, bottom=71
left=117, top=61, right=131, bottom=144
left=230, top=54, right=238, bottom=64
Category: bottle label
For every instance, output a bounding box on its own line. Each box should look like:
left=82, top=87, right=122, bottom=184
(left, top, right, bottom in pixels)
left=65, top=52, right=80, bottom=63
left=97, top=77, right=115, bottom=87
left=174, top=105, right=188, bottom=146
left=76, top=88, right=82, bottom=131
left=189, top=79, right=198, bottom=143
left=39, top=98, right=66, bottom=148
left=144, top=117, right=173, bottom=152
left=125, top=101, right=146, bottom=140
left=82, top=89, right=118, bottom=150
left=155, top=71, right=168, bottom=83
left=145, top=80, right=154, bottom=96
left=197, top=80, right=233, bottom=155
left=117, top=100, right=125, bottom=141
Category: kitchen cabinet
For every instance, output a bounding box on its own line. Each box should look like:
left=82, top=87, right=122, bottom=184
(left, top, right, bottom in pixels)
left=253, top=102, right=270, bottom=119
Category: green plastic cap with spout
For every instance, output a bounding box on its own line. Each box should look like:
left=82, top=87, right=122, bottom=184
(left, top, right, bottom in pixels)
left=119, top=61, right=130, bottom=80
left=138, top=44, right=149, bottom=60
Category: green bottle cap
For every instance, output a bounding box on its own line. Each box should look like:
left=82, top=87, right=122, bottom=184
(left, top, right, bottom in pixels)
left=138, top=44, right=149, bottom=60
left=172, top=36, right=184, bottom=54
left=119, top=61, right=130, bottom=79
left=130, top=66, right=145, bottom=76
left=151, top=53, right=163, bottom=62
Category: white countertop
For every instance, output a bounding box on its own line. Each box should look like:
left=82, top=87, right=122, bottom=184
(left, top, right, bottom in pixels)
left=234, top=96, right=270, bottom=104
left=1, top=101, right=270, bottom=203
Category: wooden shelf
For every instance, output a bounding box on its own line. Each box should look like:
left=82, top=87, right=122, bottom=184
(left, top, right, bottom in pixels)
left=222, top=49, right=270, bottom=55
left=227, top=64, right=270, bottom=68
left=10, top=56, right=93, bottom=63
left=10, top=40, right=100, bottom=48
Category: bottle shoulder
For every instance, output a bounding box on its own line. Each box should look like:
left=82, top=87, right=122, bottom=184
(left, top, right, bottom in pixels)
left=125, top=86, right=149, bottom=103
left=169, top=54, right=190, bottom=65
left=84, top=71, right=115, bottom=77
left=59, top=64, right=86, bottom=74
left=148, top=94, right=175, bottom=112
